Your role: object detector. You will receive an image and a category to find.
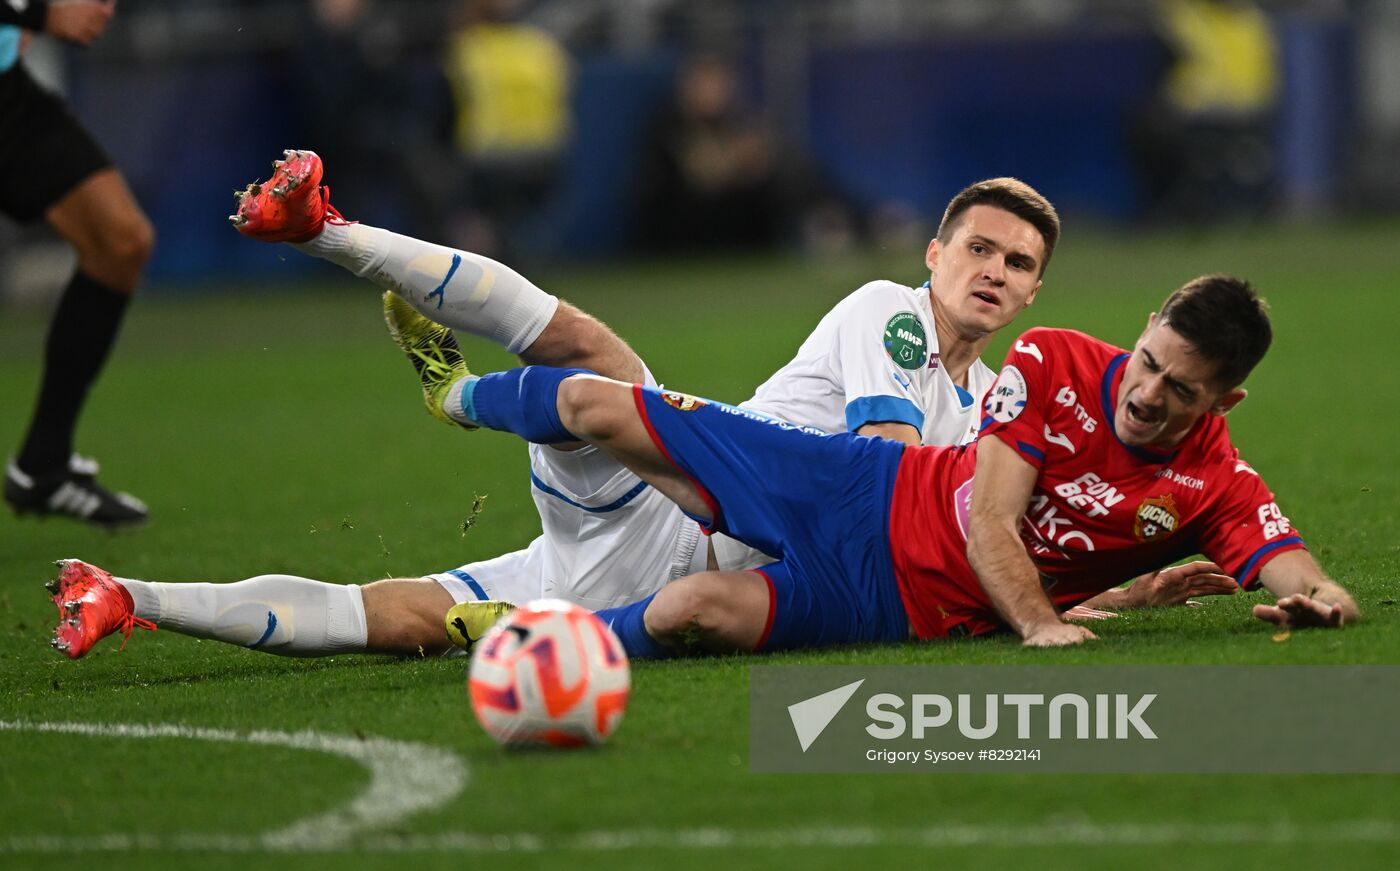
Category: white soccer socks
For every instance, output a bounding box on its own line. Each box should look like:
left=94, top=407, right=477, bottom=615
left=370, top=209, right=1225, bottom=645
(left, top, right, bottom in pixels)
left=118, top=574, right=368, bottom=657
left=443, top=376, right=482, bottom=428
left=295, top=223, right=558, bottom=355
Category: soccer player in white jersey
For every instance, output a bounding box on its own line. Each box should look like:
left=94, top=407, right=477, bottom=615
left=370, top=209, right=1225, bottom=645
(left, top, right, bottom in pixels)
left=47, top=156, right=1227, bottom=660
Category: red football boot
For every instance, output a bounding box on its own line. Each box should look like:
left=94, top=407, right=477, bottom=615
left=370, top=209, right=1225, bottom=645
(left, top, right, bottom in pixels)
left=228, top=149, right=350, bottom=243
left=48, top=559, right=155, bottom=660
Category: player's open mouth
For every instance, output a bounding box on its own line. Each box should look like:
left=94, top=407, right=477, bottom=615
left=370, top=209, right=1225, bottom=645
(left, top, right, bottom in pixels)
left=971, top=290, right=1000, bottom=306
left=1123, top=401, right=1161, bottom=429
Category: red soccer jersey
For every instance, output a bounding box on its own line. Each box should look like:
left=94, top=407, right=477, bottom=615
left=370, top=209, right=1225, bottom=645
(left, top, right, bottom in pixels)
left=888, top=327, right=1306, bottom=639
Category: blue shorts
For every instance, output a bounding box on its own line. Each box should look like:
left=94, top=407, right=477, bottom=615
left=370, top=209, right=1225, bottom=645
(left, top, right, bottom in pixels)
left=633, top=386, right=910, bottom=648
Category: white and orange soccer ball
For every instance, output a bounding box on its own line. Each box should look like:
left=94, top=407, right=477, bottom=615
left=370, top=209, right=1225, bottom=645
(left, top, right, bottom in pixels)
left=467, top=600, right=631, bottom=748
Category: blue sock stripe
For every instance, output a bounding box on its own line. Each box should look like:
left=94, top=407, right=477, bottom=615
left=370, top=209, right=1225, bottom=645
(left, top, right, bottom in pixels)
left=458, top=375, right=481, bottom=424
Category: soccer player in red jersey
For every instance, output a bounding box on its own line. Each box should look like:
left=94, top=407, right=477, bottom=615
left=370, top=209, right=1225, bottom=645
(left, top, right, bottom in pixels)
left=895, top=279, right=1331, bottom=646
left=419, top=273, right=1356, bottom=653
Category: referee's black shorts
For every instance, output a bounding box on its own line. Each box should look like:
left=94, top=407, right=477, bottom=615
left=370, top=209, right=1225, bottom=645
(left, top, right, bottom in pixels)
left=0, top=61, right=111, bottom=223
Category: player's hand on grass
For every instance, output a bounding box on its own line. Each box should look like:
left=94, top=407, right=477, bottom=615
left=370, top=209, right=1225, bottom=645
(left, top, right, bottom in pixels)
left=1063, top=605, right=1118, bottom=622
left=1130, top=561, right=1237, bottom=607
left=45, top=0, right=115, bottom=47
left=1021, top=622, right=1097, bottom=647
left=1253, top=593, right=1347, bottom=629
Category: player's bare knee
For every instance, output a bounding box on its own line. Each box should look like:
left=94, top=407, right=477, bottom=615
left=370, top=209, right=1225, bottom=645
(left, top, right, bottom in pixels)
left=82, top=213, right=156, bottom=289
left=557, top=375, right=628, bottom=440
left=106, top=212, right=156, bottom=272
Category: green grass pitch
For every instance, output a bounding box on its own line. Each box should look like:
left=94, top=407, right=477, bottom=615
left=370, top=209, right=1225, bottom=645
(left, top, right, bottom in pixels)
left=1, top=222, right=1398, bottom=869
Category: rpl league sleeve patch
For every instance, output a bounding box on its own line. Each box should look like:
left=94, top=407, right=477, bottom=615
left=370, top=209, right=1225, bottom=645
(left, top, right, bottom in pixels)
left=984, top=365, right=1028, bottom=423
left=883, top=312, right=929, bottom=370
left=661, top=390, right=706, bottom=412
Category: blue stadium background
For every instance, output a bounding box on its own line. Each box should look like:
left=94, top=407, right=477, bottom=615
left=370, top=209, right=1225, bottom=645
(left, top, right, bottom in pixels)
left=3, top=0, right=1385, bottom=286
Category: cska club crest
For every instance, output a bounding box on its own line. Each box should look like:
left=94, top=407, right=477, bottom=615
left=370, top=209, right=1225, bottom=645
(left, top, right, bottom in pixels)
left=661, top=390, right=706, bottom=412
left=1134, top=493, right=1180, bottom=542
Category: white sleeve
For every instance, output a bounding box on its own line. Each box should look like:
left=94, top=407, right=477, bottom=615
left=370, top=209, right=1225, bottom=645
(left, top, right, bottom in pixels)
left=831, top=282, right=929, bottom=433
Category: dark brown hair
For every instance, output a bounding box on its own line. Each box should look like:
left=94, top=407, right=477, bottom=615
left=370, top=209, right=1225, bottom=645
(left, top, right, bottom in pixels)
left=936, top=178, right=1061, bottom=275
left=1158, top=274, right=1273, bottom=388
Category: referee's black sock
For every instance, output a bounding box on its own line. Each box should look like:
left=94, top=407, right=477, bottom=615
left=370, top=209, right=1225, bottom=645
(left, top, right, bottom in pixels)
left=15, top=272, right=132, bottom=476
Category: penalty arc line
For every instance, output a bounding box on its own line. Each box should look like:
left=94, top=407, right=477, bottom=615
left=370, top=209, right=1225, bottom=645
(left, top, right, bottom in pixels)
left=0, top=720, right=466, bottom=851
left=3, top=721, right=1397, bottom=853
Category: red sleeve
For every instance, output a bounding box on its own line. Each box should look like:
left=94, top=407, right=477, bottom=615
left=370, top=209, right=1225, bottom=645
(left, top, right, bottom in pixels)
left=1196, top=458, right=1307, bottom=589
left=978, top=329, right=1059, bottom=469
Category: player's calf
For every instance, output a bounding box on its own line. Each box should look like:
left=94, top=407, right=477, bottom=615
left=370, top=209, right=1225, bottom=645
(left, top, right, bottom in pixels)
left=521, top=302, right=646, bottom=384
left=359, top=577, right=509, bottom=655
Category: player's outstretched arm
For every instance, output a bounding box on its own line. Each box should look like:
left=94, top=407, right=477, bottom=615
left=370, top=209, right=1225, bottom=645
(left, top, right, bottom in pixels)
left=1081, top=561, right=1238, bottom=610
left=1252, top=550, right=1359, bottom=629
left=856, top=422, right=923, bottom=446
left=967, top=437, right=1096, bottom=647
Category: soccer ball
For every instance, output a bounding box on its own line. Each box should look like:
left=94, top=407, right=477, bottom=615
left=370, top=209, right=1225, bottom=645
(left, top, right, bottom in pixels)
left=468, top=599, right=631, bottom=748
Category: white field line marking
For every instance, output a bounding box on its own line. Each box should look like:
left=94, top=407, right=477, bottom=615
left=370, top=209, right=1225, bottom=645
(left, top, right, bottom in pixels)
left=0, top=720, right=466, bottom=851
left=2, top=821, right=1398, bottom=854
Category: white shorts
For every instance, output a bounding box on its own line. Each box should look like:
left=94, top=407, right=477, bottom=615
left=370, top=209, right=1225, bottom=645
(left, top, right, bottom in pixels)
left=429, top=439, right=715, bottom=608
left=427, top=362, right=780, bottom=608
left=428, top=363, right=768, bottom=608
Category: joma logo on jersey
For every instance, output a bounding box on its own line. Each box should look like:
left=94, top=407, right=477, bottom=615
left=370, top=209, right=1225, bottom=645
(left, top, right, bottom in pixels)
left=1134, top=494, right=1180, bottom=541
left=661, top=391, right=705, bottom=412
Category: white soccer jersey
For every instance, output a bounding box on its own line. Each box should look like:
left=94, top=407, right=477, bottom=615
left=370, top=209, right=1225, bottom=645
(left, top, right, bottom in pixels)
left=741, top=280, right=996, bottom=446
left=712, top=280, right=996, bottom=571
left=433, top=279, right=998, bottom=608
